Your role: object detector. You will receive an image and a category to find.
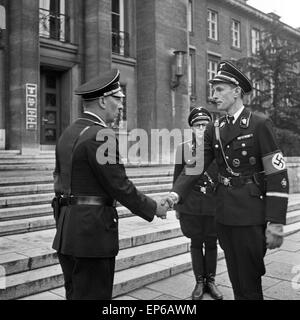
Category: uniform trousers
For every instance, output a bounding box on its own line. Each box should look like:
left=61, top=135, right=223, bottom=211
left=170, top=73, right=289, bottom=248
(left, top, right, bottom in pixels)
left=216, top=222, right=267, bottom=300
left=58, top=253, right=115, bottom=300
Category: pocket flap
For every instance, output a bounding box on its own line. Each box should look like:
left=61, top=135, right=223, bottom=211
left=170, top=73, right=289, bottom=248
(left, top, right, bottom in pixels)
left=233, top=138, right=254, bottom=150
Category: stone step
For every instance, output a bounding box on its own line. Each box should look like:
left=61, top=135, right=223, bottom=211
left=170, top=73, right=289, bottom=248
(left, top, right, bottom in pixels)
left=283, top=221, right=300, bottom=236
left=0, top=163, right=174, bottom=171
left=0, top=159, right=55, bottom=165
left=0, top=184, right=172, bottom=209
left=0, top=194, right=300, bottom=234
left=0, top=176, right=173, bottom=196
left=4, top=248, right=225, bottom=300
left=0, top=190, right=298, bottom=221
left=0, top=164, right=55, bottom=171
left=0, top=193, right=54, bottom=208
left=0, top=226, right=186, bottom=277
left=286, top=210, right=300, bottom=225
left=0, top=173, right=54, bottom=184
left=0, top=150, right=20, bottom=156
left=0, top=192, right=170, bottom=235
left=0, top=200, right=148, bottom=223
left=0, top=166, right=174, bottom=182
left=0, top=212, right=192, bottom=300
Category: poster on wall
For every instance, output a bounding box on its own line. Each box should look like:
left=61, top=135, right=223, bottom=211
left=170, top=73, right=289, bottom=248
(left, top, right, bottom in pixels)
left=26, top=83, right=38, bottom=131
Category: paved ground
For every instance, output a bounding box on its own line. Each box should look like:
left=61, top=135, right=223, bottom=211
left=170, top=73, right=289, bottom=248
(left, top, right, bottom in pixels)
left=114, top=231, right=300, bottom=301
left=25, top=230, right=300, bottom=300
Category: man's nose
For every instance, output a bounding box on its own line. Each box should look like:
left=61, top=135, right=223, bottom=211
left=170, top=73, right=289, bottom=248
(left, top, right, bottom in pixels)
left=212, top=91, right=218, bottom=100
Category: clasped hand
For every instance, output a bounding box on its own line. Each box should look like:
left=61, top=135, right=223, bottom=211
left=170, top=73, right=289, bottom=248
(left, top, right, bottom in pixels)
left=155, top=192, right=179, bottom=220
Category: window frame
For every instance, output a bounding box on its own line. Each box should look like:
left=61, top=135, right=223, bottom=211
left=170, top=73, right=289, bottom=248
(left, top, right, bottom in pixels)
left=231, top=19, right=241, bottom=49
left=188, top=48, right=196, bottom=99
left=188, top=0, right=194, bottom=34
left=207, top=55, right=220, bottom=100
left=251, top=28, right=260, bottom=55
left=207, top=9, right=218, bottom=41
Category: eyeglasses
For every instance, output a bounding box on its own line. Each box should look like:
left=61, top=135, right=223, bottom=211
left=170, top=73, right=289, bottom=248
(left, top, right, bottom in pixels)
left=192, top=123, right=207, bottom=129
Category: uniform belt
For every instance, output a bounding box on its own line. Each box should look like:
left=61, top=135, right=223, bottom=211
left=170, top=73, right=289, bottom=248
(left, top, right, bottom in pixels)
left=59, top=196, right=117, bottom=207
left=218, top=174, right=254, bottom=187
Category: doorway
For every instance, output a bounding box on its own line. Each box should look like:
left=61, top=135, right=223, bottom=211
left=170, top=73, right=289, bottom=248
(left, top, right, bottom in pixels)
left=40, top=69, right=62, bottom=145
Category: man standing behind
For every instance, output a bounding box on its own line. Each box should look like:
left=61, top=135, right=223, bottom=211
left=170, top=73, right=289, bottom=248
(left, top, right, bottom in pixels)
left=173, top=107, right=222, bottom=300
left=52, top=69, right=167, bottom=300
left=165, top=61, right=289, bottom=300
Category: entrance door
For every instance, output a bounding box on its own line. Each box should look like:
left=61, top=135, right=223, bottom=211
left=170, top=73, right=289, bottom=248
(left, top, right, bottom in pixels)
left=40, top=70, right=61, bottom=145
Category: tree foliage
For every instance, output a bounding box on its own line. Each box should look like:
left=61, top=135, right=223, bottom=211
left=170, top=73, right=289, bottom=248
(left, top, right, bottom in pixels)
left=237, top=21, right=300, bottom=155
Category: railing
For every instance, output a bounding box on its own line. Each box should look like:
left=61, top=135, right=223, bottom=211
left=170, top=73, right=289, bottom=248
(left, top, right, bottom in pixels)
left=39, top=8, right=70, bottom=42
left=112, top=30, right=130, bottom=57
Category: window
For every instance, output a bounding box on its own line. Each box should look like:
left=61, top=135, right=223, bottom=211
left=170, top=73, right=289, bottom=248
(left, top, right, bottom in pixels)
left=251, top=28, right=260, bottom=55
left=231, top=19, right=241, bottom=48
left=252, top=80, right=261, bottom=99
left=0, top=5, right=5, bottom=30
left=188, top=0, right=193, bottom=33
left=207, top=56, right=220, bottom=99
left=188, top=48, right=196, bottom=98
left=39, top=0, right=69, bottom=42
left=207, top=9, right=218, bottom=41
left=112, top=0, right=129, bottom=56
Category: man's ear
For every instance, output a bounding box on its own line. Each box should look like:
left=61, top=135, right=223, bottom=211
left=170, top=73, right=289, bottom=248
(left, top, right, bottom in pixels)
left=98, top=96, right=106, bottom=109
left=234, top=86, right=242, bottom=98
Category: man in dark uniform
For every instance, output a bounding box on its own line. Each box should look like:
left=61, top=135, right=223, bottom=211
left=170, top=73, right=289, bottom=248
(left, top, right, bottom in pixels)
left=164, top=61, right=289, bottom=300
left=52, top=69, right=168, bottom=300
left=173, top=107, right=223, bottom=300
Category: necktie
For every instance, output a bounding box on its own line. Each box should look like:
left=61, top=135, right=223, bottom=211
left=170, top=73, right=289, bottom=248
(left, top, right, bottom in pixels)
left=226, top=115, right=234, bottom=125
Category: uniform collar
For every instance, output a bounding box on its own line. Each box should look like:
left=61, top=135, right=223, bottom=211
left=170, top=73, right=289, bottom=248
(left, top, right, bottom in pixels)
left=83, top=111, right=108, bottom=127
left=231, top=106, right=244, bottom=124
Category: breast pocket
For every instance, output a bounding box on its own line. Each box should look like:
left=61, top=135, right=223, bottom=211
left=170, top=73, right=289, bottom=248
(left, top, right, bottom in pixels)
left=233, top=137, right=254, bottom=150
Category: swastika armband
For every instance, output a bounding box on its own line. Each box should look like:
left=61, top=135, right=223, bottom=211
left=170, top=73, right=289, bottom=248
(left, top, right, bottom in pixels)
left=262, top=151, right=286, bottom=175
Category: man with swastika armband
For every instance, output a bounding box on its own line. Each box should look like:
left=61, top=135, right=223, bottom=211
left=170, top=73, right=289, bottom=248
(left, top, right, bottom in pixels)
left=163, top=61, right=289, bottom=300
left=52, top=69, right=168, bottom=300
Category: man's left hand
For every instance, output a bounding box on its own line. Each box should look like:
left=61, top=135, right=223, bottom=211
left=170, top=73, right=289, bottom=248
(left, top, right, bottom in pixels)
left=265, top=223, right=284, bottom=250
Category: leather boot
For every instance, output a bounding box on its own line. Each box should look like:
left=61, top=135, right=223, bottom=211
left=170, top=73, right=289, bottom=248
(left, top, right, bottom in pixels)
left=190, top=247, right=205, bottom=300
left=206, top=274, right=223, bottom=300
left=192, top=275, right=205, bottom=300
left=204, top=245, right=223, bottom=300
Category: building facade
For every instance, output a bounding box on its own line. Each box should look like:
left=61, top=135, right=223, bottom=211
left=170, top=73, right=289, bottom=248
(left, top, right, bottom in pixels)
left=0, top=0, right=299, bottom=155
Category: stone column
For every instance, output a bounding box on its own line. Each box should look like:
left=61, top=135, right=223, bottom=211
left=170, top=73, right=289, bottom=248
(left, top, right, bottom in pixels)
left=7, top=0, right=40, bottom=154
left=83, top=0, right=111, bottom=81
left=136, top=0, right=188, bottom=163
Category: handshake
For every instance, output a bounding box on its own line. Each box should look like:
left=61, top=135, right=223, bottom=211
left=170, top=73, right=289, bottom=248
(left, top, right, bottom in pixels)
left=154, top=192, right=180, bottom=220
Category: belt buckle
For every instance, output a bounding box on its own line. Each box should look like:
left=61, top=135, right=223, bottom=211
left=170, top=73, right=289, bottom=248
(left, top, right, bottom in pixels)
left=223, top=177, right=231, bottom=187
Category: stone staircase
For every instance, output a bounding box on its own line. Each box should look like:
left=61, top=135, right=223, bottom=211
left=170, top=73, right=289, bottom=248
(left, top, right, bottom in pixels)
left=0, top=150, right=300, bottom=300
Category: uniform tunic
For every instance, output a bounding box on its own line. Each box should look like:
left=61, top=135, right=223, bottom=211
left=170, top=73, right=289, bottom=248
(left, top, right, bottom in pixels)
left=173, top=140, right=217, bottom=240
left=173, top=108, right=289, bottom=226
left=172, top=107, right=289, bottom=299
left=52, top=113, right=156, bottom=258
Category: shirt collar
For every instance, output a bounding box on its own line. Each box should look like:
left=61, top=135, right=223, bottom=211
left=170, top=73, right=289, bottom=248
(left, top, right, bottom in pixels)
left=231, top=106, right=244, bottom=124
left=83, top=111, right=107, bottom=127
